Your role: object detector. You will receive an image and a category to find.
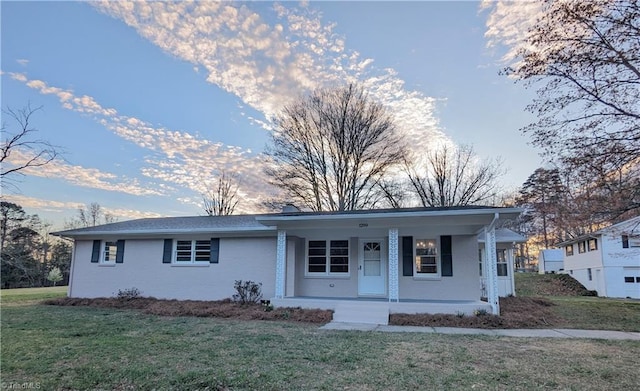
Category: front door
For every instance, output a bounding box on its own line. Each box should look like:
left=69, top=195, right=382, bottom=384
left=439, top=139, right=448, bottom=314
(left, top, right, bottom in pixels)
left=358, top=239, right=386, bottom=296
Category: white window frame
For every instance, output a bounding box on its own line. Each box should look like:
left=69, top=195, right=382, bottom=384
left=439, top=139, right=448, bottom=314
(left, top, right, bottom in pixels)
left=496, top=249, right=508, bottom=277
left=305, top=239, right=350, bottom=277
left=102, top=241, right=118, bottom=265
left=173, top=239, right=211, bottom=264
left=414, top=238, right=440, bottom=278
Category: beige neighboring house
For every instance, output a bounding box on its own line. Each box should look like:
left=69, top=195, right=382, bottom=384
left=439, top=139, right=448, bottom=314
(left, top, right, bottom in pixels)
left=53, top=206, right=523, bottom=317
left=559, top=216, right=640, bottom=299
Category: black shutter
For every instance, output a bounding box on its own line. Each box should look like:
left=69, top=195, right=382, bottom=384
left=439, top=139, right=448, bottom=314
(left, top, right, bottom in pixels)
left=441, top=235, right=453, bottom=277
left=402, top=236, right=413, bottom=276
left=162, top=239, right=173, bottom=263
left=91, top=240, right=101, bottom=263
left=116, top=240, right=125, bottom=263
left=210, top=238, right=220, bottom=264
left=622, top=235, right=629, bottom=248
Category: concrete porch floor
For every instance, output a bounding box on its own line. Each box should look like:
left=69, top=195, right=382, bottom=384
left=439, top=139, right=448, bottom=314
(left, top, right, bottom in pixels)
left=271, top=296, right=492, bottom=325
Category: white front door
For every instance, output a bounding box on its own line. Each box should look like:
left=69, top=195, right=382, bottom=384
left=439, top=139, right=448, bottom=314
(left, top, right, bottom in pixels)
left=358, top=239, right=386, bottom=296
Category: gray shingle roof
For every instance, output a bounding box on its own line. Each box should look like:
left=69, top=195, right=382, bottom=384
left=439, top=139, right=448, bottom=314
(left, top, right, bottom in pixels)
left=52, top=215, right=272, bottom=238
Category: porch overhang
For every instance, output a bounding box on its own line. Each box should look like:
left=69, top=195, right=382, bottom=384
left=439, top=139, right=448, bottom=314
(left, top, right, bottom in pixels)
left=256, top=207, right=522, bottom=234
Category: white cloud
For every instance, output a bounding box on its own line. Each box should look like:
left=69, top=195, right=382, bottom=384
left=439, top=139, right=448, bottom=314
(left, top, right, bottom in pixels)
left=11, top=72, right=275, bottom=213
left=481, top=0, right=545, bottom=66
left=92, top=1, right=448, bottom=153
left=4, top=149, right=164, bottom=197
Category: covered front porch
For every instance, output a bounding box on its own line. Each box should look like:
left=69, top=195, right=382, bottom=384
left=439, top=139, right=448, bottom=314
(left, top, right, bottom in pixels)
left=257, top=207, right=522, bottom=317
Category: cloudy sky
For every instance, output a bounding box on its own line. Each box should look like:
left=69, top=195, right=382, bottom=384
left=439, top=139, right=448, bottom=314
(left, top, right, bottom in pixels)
left=2, top=1, right=542, bottom=228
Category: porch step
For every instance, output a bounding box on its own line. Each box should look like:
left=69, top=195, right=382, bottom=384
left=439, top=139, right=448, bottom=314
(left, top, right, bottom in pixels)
left=332, top=301, right=390, bottom=325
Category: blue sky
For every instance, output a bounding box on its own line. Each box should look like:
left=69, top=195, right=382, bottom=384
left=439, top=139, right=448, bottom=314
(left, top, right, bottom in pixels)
left=1, top=1, right=542, bottom=228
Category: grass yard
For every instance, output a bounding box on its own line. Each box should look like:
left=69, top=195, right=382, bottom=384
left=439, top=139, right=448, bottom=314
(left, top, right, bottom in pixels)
left=2, top=287, right=640, bottom=390
left=0, top=286, right=67, bottom=305
left=514, top=273, right=640, bottom=331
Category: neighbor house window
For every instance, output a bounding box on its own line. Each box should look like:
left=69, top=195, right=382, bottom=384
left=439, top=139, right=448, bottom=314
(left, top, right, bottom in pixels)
left=588, top=238, right=598, bottom=251
left=624, top=277, right=635, bottom=283
left=622, top=235, right=640, bottom=248
left=496, top=249, right=508, bottom=277
left=174, top=240, right=211, bottom=263
left=578, top=241, right=586, bottom=253
left=307, top=240, right=349, bottom=275
left=478, top=249, right=483, bottom=276
left=103, top=241, right=118, bottom=264
left=565, top=245, right=574, bottom=256
left=588, top=268, right=592, bottom=281
left=415, top=239, right=438, bottom=276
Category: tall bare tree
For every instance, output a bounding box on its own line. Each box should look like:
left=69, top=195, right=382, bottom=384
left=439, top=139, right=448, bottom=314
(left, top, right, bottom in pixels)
left=202, top=172, right=239, bottom=216
left=267, top=84, right=406, bottom=211
left=405, top=144, right=503, bottom=207
left=499, top=0, right=640, bottom=164
left=1, top=104, right=59, bottom=190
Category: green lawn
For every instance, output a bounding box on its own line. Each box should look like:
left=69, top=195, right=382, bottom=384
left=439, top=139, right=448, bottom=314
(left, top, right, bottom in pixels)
left=514, top=273, right=640, bottom=331
left=2, top=287, right=640, bottom=390
left=0, top=286, right=67, bottom=305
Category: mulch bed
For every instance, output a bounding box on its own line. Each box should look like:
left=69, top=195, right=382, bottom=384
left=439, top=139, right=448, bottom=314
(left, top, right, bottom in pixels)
left=45, top=296, right=565, bottom=329
left=389, top=296, right=563, bottom=329
left=43, top=297, right=333, bottom=324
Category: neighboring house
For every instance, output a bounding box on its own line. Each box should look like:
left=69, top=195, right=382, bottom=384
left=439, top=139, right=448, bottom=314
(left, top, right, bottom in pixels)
left=538, top=249, right=564, bottom=274
left=478, top=228, right=526, bottom=297
left=559, top=216, right=640, bottom=299
left=53, top=206, right=523, bottom=316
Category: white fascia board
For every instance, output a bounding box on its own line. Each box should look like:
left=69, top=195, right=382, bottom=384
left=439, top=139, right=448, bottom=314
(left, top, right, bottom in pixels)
left=256, top=207, right=523, bottom=226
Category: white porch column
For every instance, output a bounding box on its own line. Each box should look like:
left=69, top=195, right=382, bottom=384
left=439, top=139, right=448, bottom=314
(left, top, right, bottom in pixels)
left=484, top=226, right=500, bottom=315
left=275, top=230, right=286, bottom=298
left=388, top=228, right=399, bottom=302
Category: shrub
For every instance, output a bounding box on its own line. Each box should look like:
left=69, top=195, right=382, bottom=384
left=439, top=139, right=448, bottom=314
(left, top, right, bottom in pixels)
left=232, top=280, right=263, bottom=304
left=474, top=309, right=488, bottom=317
left=116, top=287, right=142, bottom=300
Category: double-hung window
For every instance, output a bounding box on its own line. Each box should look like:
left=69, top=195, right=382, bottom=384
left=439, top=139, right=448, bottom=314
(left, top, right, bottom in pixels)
left=307, top=240, right=349, bottom=275
left=578, top=241, right=586, bottom=253
left=175, top=240, right=211, bottom=263
left=415, top=239, right=438, bottom=276
left=588, top=238, right=598, bottom=251
left=622, top=235, right=640, bottom=248
left=496, top=249, right=508, bottom=277
left=103, top=241, right=118, bottom=264
left=565, top=245, right=574, bottom=256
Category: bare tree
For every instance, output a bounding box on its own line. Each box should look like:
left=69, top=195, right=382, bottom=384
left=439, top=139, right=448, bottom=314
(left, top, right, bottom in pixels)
left=1, top=104, right=59, bottom=190
left=405, top=144, right=503, bottom=207
left=267, top=84, right=406, bottom=211
left=491, top=0, right=639, bottom=184
left=202, top=172, right=239, bottom=216
left=65, top=203, right=116, bottom=229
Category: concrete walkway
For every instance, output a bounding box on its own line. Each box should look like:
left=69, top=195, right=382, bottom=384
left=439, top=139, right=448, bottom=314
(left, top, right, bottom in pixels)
left=320, top=322, right=640, bottom=340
